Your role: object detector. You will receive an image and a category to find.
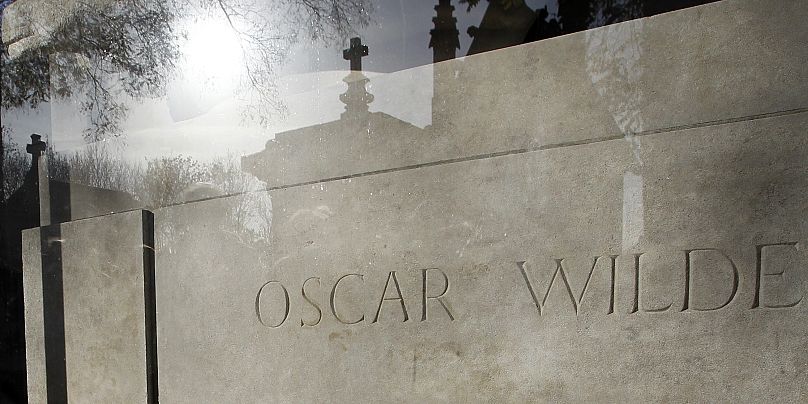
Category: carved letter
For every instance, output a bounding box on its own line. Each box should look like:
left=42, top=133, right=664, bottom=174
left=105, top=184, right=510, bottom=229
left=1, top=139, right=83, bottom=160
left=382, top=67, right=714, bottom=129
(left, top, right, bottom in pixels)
left=607, top=255, right=617, bottom=314
left=330, top=274, right=365, bottom=324
left=630, top=253, right=672, bottom=314
left=752, top=242, right=802, bottom=309
left=681, top=249, right=739, bottom=312
left=301, top=277, right=323, bottom=327
left=255, top=281, right=290, bottom=328
left=421, top=268, right=454, bottom=321
left=517, top=256, right=614, bottom=315
left=373, top=271, right=409, bottom=323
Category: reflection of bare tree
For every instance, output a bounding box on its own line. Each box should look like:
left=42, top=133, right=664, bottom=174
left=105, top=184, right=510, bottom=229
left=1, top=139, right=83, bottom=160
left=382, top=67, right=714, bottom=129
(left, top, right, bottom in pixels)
left=1, top=0, right=371, bottom=139
left=141, top=153, right=273, bottom=242
left=205, top=154, right=272, bottom=239
left=210, top=0, right=371, bottom=125
left=140, top=155, right=206, bottom=207
left=2, top=132, right=272, bottom=239
left=145, top=153, right=274, bottom=253
left=45, top=142, right=141, bottom=193
left=1, top=128, right=29, bottom=202
left=3, top=1, right=179, bottom=139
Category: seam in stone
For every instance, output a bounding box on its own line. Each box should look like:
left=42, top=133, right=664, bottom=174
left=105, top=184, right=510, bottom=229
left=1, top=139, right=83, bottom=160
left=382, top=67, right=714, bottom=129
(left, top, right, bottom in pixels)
left=264, top=107, right=808, bottom=192
left=47, top=107, right=808, bottom=217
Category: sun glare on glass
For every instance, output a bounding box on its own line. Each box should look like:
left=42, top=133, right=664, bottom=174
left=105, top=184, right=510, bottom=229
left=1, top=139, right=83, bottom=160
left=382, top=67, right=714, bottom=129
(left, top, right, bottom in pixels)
left=181, top=16, right=245, bottom=85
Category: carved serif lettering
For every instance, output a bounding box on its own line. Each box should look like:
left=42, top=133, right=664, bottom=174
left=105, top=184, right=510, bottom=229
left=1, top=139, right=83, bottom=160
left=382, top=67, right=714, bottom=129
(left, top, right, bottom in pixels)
left=254, top=241, right=804, bottom=328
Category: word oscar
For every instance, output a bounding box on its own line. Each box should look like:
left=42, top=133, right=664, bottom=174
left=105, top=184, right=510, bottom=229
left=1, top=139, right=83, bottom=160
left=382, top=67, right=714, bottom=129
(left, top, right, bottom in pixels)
left=255, top=268, right=455, bottom=328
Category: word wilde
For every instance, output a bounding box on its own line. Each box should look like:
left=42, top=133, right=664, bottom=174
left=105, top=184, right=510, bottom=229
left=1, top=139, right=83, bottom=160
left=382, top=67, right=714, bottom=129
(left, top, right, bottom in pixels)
left=517, top=242, right=803, bottom=316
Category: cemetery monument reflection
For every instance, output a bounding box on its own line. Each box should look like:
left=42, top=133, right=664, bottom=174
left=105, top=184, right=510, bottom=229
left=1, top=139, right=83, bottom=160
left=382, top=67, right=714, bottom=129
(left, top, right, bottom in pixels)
left=3, top=0, right=807, bottom=403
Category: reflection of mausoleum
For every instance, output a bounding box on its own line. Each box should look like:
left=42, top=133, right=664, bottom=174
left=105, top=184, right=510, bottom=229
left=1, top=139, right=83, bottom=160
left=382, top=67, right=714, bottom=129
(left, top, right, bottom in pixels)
left=242, top=1, right=473, bottom=187
left=242, top=69, right=427, bottom=187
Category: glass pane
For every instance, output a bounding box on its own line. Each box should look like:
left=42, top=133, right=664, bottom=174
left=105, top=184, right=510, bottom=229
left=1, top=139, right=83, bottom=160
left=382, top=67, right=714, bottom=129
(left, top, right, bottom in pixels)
left=2, top=0, right=805, bottom=403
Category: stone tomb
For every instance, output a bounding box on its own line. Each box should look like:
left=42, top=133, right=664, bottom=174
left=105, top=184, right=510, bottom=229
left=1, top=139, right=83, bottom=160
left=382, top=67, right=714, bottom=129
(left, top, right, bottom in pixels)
left=24, top=116, right=808, bottom=402
left=21, top=0, right=808, bottom=402
left=154, top=114, right=808, bottom=403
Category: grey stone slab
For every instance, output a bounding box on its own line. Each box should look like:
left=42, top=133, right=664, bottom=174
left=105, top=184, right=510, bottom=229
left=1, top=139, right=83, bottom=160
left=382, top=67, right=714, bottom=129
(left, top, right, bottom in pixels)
left=245, top=0, right=808, bottom=188
left=22, top=210, right=156, bottom=403
left=155, top=112, right=808, bottom=402
left=21, top=227, right=46, bottom=404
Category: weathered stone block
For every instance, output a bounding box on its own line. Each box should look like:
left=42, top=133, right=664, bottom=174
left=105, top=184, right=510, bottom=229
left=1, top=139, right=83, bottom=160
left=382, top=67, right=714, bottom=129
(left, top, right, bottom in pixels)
left=156, top=113, right=808, bottom=402
left=22, top=210, right=157, bottom=403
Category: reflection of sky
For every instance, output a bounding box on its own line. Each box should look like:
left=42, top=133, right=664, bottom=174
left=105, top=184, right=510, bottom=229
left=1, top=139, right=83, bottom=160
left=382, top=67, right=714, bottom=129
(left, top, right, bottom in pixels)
left=3, top=0, right=554, bottom=164
left=46, top=67, right=434, bottom=163
left=282, top=0, right=554, bottom=74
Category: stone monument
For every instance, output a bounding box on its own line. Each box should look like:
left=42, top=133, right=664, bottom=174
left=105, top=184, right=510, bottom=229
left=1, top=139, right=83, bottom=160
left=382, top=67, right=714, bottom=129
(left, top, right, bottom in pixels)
left=19, top=0, right=808, bottom=402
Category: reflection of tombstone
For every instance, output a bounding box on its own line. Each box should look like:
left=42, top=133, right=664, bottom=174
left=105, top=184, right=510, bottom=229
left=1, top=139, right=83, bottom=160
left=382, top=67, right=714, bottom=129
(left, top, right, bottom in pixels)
left=340, top=37, right=374, bottom=121
left=27, top=134, right=53, bottom=224
left=243, top=38, right=428, bottom=188
left=3, top=135, right=45, bottom=227
left=20, top=135, right=139, bottom=223
left=339, top=72, right=374, bottom=121
left=1, top=134, right=141, bottom=402
left=0, top=135, right=43, bottom=404
left=342, top=37, right=368, bottom=71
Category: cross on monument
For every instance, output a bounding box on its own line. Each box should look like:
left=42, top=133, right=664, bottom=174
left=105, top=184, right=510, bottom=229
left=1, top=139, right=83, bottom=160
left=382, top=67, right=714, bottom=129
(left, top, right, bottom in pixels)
left=26, top=134, right=46, bottom=158
left=343, top=37, right=368, bottom=71
left=25, top=133, right=51, bottom=225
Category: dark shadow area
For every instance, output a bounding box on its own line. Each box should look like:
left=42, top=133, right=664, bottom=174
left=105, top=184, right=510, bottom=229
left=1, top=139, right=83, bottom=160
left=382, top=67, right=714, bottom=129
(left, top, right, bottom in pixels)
left=465, top=0, right=721, bottom=55
left=142, top=210, right=158, bottom=404
left=39, top=223, right=66, bottom=404
left=0, top=135, right=42, bottom=403
left=0, top=134, right=72, bottom=403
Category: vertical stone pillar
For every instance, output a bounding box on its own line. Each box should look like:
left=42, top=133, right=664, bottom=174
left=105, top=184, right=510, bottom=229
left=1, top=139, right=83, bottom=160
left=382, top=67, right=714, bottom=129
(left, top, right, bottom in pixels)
left=22, top=210, right=157, bottom=403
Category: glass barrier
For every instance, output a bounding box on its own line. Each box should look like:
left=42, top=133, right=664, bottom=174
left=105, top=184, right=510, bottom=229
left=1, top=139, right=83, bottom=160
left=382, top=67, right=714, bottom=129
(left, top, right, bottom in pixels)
left=4, top=1, right=807, bottom=403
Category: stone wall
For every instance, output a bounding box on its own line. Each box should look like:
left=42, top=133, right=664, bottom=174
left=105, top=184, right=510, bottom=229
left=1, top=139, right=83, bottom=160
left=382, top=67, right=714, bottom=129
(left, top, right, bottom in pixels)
left=21, top=0, right=808, bottom=402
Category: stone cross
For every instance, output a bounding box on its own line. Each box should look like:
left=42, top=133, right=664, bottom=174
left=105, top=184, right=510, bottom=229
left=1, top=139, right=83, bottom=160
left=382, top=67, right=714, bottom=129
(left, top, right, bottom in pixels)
left=26, top=133, right=51, bottom=225
left=343, top=37, right=369, bottom=71
left=26, top=133, right=46, bottom=158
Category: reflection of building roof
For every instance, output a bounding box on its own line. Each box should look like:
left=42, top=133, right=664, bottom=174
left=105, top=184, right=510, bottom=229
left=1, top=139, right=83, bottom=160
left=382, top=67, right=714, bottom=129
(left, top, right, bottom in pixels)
left=242, top=109, right=427, bottom=188
left=242, top=47, right=437, bottom=188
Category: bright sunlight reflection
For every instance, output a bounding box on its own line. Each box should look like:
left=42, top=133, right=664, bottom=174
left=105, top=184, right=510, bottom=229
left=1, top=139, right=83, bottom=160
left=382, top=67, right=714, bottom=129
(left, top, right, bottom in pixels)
left=165, top=15, right=247, bottom=122
left=181, top=16, right=245, bottom=87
